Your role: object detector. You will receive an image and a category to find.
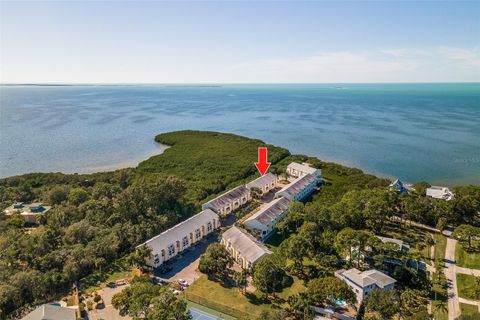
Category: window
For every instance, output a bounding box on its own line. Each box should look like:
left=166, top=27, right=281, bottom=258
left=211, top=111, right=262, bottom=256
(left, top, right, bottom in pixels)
left=207, top=221, right=212, bottom=232
left=182, top=236, right=189, bottom=247
left=168, top=244, right=175, bottom=256
left=161, top=249, right=165, bottom=257
left=195, top=229, right=201, bottom=239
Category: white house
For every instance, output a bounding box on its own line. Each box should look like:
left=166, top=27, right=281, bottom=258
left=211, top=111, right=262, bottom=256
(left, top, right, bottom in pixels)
left=221, top=226, right=271, bottom=269
left=426, top=186, right=454, bottom=200
left=138, top=209, right=219, bottom=267
left=22, top=304, right=76, bottom=320
left=275, top=173, right=317, bottom=201
left=245, top=173, right=278, bottom=196
left=243, top=197, right=291, bottom=241
left=335, top=268, right=396, bottom=304
left=389, top=179, right=409, bottom=194
left=202, top=185, right=251, bottom=216
left=286, top=162, right=322, bottom=181
left=3, top=202, right=51, bottom=224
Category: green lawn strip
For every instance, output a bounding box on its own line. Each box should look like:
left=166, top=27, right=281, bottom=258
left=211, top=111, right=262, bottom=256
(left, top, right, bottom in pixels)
left=276, top=275, right=305, bottom=301
left=457, top=274, right=480, bottom=301
left=186, top=300, right=237, bottom=320
left=186, top=275, right=272, bottom=318
left=460, top=303, right=480, bottom=317
left=434, top=233, right=447, bottom=263
left=456, top=243, right=480, bottom=269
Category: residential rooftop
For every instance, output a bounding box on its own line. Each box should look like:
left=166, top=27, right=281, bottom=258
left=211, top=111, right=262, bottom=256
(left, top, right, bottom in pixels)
left=276, top=173, right=317, bottom=199
left=244, top=197, right=291, bottom=225
left=287, top=162, right=319, bottom=175
left=137, top=209, right=218, bottom=249
left=202, top=185, right=250, bottom=210
left=245, top=173, right=277, bottom=190
left=336, top=268, right=396, bottom=289
left=22, top=304, right=76, bottom=320
left=222, top=226, right=271, bottom=263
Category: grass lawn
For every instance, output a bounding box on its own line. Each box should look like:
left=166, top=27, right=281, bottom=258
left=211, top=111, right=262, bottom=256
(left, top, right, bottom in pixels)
left=434, top=233, right=447, bottom=263
left=276, top=275, right=306, bottom=301
left=460, top=303, right=480, bottom=318
left=457, top=274, right=480, bottom=301
left=80, top=258, right=134, bottom=294
left=456, top=243, right=480, bottom=269
left=380, top=220, right=434, bottom=261
left=186, top=275, right=272, bottom=318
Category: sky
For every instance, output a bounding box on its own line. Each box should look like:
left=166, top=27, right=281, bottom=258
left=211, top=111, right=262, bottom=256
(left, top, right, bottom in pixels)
left=1, top=0, right=479, bottom=83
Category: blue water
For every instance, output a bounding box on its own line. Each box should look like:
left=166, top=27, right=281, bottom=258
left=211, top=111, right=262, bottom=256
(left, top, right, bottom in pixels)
left=1, top=84, right=479, bottom=185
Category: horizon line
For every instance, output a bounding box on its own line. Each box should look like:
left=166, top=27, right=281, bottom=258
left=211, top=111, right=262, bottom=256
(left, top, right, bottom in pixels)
left=2, top=81, right=480, bottom=86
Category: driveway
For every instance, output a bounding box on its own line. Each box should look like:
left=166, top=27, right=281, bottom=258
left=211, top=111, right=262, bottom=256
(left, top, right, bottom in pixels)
left=87, top=284, right=130, bottom=320
left=156, top=233, right=220, bottom=285
left=445, top=237, right=461, bottom=320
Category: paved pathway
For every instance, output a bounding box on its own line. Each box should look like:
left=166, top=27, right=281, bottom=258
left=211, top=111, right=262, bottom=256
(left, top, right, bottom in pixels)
left=459, top=297, right=480, bottom=312
left=390, top=216, right=440, bottom=233
left=456, top=266, right=480, bottom=276
left=445, top=237, right=461, bottom=320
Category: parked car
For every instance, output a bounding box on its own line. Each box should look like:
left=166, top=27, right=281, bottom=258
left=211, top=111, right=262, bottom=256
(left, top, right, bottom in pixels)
left=115, top=279, right=127, bottom=286
left=177, top=279, right=189, bottom=287
left=106, top=282, right=116, bottom=288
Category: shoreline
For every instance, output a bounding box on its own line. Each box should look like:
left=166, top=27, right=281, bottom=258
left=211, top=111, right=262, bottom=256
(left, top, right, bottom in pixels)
left=0, top=140, right=478, bottom=187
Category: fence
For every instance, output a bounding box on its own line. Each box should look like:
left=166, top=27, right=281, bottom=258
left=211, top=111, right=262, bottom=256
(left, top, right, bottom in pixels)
left=184, top=291, right=257, bottom=319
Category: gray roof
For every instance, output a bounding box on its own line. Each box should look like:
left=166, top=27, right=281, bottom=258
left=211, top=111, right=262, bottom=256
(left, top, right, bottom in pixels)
left=376, top=236, right=409, bottom=250
left=337, top=268, right=396, bottom=289
left=245, top=173, right=277, bottom=190
left=276, top=173, right=317, bottom=199
left=138, top=209, right=218, bottom=250
left=22, top=304, right=76, bottom=320
left=245, top=197, right=291, bottom=225
left=222, top=226, right=271, bottom=263
left=203, top=185, right=250, bottom=210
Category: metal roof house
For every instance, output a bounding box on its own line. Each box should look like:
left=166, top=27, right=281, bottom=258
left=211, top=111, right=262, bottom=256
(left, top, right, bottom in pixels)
left=221, top=226, right=271, bottom=269
left=286, top=162, right=321, bottom=181
left=22, top=304, right=76, bottom=320
left=202, top=185, right=251, bottom=216
left=3, top=202, right=51, bottom=224
left=275, top=173, right=317, bottom=201
left=243, top=197, right=291, bottom=241
left=389, top=179, right=409, bottom=194
left=137, top=209, right=219, bottom=267
left=426, top=186, right=454, bottom=200
left=335, top=268, right=396, bottom=305
left=245, top=173, right=278, bottom=196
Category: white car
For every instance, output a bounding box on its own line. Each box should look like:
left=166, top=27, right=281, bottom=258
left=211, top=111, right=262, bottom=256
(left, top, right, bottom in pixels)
left=177, top=279, right=189, bottom=287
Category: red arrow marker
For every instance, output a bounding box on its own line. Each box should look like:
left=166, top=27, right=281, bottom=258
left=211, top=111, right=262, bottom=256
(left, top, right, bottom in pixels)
left=255, top=147, right=271, bottom=176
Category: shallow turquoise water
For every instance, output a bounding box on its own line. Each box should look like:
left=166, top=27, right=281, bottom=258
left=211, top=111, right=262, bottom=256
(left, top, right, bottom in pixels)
left=1, top=83, right=479, bottom=185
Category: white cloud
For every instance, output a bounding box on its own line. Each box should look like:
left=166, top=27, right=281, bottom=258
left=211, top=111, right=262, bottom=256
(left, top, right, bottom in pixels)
left=226, top=46, right=480, bottom=83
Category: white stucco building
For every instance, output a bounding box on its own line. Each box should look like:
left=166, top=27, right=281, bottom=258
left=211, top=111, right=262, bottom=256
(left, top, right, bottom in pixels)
left=426, top=186, right=454, bottom=200
left=243, top=197, right=291, bottom=241
left=138, top=209, right=219, bottom=267
left=202, top=185, right=251, bottom=216
left=221, top=226, right=271, bottom=269
left=275, top=173, right=317, bottom=201
left=245, top=173, right=278, bottom=196
left=335, top=268, right=396, bottom=305
left=3, top=202, right=51, bottom=224
left=286, top=162, right=321, bottom=181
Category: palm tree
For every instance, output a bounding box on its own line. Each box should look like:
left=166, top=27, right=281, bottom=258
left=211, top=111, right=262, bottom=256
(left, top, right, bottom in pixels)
left=433, top=300, right=448, bottom=315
